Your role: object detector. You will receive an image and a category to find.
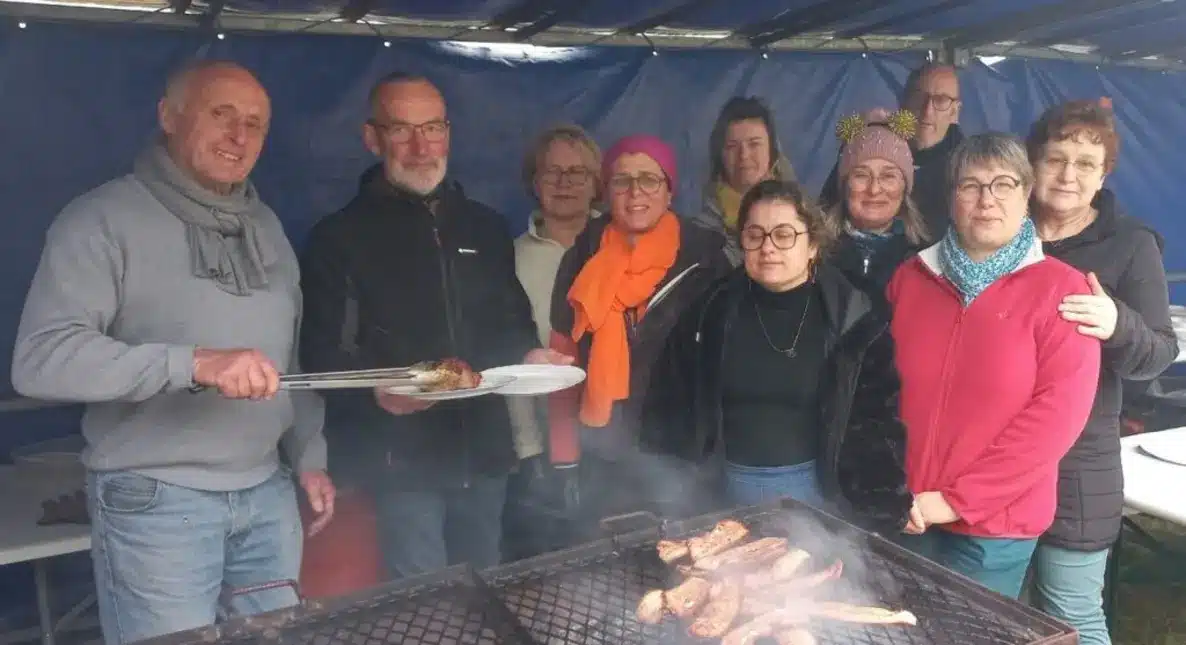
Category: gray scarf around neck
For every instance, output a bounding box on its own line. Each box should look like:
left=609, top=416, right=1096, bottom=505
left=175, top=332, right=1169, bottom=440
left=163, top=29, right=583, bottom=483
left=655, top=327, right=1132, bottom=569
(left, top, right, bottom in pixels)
left=133, top=142, right=275, bottom=296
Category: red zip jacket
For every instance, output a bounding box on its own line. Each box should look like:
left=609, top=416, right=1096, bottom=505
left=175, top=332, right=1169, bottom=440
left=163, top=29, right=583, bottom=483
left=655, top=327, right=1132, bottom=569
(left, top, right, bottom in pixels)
left=887, top=243, right=1101, bottom=539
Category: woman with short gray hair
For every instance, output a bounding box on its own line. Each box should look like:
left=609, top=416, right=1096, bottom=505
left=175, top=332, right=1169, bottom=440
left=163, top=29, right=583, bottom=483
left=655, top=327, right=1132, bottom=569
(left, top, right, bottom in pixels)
left=885, top=132, right=1102, bottom=599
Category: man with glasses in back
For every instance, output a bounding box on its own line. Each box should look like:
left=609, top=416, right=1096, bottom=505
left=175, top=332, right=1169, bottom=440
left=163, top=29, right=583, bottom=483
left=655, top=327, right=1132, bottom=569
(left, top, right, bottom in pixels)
left=299, top=72, right=569, bottom=578
left=821, top=63, right=964, bottom=237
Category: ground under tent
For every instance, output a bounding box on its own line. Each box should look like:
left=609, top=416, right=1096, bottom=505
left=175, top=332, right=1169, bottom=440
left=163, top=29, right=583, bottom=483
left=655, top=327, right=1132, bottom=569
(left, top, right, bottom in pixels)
left=1, top=0, right=1186, bottom=641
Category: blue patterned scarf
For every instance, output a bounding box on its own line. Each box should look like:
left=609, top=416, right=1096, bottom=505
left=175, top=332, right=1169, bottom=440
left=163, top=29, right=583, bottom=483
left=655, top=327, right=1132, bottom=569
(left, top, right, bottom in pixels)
left=939, top=217, right=1036, bottom=306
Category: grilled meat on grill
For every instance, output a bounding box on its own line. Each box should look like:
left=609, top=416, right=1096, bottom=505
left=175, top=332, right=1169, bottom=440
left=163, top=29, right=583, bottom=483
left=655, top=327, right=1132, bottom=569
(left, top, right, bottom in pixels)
left=692, top=537, right=789, bottom=573
left=688, top=519, right=751, bottom=561
left=658, top=539, right=690, bottom=564
left=809, top=602, right=918, bottom=625
left=741, top=549, right=810, bottom=588
left=657, top=519, right=749, bottom=564
left=688, top=581, right=743, bottom=638
left=636, top=589, right=666, bottom=624
left=665, top=577, right=713, bottom=619
left=743, top=560, right=845, bottom=614
left=637, top=519, right=918, bottom=644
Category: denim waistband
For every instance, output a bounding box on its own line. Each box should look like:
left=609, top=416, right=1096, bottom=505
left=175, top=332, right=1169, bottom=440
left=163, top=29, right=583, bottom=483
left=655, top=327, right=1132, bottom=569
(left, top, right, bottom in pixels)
left=724, top=459, right=816, bottom=476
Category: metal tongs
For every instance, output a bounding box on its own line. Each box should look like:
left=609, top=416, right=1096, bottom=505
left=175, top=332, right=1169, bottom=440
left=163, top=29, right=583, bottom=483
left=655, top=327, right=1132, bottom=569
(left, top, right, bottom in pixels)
left=189, top=362, right=438, bottom=393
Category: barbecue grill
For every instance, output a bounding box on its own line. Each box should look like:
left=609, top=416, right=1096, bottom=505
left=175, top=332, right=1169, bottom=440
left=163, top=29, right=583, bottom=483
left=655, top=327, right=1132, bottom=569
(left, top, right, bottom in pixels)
left=139, top=498, right=1077, bottom=645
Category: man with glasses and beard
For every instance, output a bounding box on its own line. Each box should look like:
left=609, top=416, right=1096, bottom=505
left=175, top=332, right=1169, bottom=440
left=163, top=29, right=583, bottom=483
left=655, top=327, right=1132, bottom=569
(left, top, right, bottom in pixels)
left=299, top=72, right=570, bottom=578
left=822, top=63, right=965, bottom=237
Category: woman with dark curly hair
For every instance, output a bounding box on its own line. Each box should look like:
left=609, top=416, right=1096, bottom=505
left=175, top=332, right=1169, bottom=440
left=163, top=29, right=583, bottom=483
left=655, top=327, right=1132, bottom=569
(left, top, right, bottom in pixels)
left=640, top=179, right=915, bottom=531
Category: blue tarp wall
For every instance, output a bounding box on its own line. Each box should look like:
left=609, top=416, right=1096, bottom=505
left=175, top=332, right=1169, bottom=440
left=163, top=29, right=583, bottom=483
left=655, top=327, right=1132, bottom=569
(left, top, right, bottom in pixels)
left=6, top=20, right=1186, bottom=453
left=1, top=17, right=1186, bottom=622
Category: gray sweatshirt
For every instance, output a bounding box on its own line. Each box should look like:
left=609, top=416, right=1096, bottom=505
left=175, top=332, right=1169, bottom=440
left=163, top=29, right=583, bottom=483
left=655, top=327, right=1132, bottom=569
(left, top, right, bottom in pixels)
left=11, top=175, right=326, bottom=491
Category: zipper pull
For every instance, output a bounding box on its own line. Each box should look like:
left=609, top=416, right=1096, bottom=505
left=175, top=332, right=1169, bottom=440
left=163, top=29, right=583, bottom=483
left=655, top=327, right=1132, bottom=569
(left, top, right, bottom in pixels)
left=432, top=226, right=442, bottom=247
left=862, top=255, right=871, bottom=275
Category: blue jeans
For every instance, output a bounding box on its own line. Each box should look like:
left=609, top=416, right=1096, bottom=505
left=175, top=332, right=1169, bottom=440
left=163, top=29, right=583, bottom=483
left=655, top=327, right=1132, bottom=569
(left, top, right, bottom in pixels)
left=724, top=460, right=824, bottom=508
left=900, top=529, right=1038, bottom=599
left=1031, top=544, right=1111, bottom=645
left=87, top=468, right=303, bottom=645
left=374, top=474, right=508, bottom=579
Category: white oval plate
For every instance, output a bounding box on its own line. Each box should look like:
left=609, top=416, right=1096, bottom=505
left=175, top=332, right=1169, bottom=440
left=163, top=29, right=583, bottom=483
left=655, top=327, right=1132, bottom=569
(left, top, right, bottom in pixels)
left=1138, top=432, right=1186, bottom=467
left=481, top=365, right=587, bottom=396
left=382, top=374, right=517, bottom=401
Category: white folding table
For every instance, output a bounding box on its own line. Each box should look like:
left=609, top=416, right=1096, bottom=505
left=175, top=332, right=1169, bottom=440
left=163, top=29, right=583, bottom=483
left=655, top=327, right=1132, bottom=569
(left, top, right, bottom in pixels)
left=1106, top=428, right=1186, bottom=631
left=0, top=465, right=93, bottom=645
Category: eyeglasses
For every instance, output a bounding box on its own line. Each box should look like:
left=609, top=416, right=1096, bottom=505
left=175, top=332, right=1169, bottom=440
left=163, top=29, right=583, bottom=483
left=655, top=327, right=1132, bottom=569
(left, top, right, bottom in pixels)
left=849, top=169, right=906, bottom=192
left=909, top=92, right=959, bottom=112
left=369, top=119, right=450, bottom=143
left=539, top=166, right=593, bottom=187
left=740, top=224, right=804, bottom=251
left=955, top=175, right=1023, bottom=202
left=1039, top=156, right=1103, bottom=177
left=608, top=172, right=666, bottom=195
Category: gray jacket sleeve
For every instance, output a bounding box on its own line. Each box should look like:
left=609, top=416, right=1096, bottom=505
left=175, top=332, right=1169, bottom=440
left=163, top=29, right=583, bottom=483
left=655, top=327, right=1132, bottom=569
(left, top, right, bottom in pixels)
left=11, top=197, right=195, bottom=402
left=281, top=295, right=328, bottom=473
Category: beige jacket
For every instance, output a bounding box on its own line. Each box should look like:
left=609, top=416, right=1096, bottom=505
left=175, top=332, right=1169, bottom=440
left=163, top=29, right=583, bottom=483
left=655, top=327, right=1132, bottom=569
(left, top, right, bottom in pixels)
left=507, top=210, right=600, bottom=459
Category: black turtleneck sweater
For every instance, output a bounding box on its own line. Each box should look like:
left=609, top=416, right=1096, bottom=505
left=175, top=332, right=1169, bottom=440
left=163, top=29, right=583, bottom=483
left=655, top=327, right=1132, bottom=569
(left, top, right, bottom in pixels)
left=720, top=280, right=828, bottom=467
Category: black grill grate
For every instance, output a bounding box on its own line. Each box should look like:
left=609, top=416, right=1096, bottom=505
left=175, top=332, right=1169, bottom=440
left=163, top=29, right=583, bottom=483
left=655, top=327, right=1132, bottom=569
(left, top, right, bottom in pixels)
left=485, top=501, right=1078, bottom=645
left=140, top=565, right=534, bottom=645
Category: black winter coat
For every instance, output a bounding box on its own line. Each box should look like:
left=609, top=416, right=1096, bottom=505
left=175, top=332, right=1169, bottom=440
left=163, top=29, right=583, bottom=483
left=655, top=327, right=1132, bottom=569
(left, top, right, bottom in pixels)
left=1040, top=189, right=1178, bottom=551
left=639, top=264, right=914, bottom=532
left=299, top=167, right=540, bottom=490
left=549, top=215, right=732, bottom=442
left=829, top=232, right=922, bottom=297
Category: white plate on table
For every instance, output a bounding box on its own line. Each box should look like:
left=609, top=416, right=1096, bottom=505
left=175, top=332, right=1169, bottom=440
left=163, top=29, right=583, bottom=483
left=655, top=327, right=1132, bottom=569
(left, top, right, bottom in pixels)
left=382, top=374, right=517, bottom=401
left=480, top=365, right=587, bottom=396
left=1137, top=432, right=1186, bottom=466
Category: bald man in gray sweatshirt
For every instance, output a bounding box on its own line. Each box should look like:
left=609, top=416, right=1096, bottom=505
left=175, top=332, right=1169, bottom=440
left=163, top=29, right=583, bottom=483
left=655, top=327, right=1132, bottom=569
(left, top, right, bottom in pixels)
left=11, top=60, right=334, bottom=645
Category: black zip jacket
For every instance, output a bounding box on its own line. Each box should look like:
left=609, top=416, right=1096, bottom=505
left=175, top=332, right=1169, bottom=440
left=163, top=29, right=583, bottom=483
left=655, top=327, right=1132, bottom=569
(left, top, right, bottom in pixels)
left=299, top=166, right=540, bottom=490
left=639, top=264, right=913, bottom=531
left=830, top=232, right=922, bottom=297
left=1040, top=188, right=1178, bottom=551
left=549, top=216, right=732, bottom=436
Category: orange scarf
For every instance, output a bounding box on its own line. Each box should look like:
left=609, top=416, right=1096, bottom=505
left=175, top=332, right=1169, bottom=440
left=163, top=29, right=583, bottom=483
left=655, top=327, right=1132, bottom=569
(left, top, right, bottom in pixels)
left=567, top=212, right=681, bottom=427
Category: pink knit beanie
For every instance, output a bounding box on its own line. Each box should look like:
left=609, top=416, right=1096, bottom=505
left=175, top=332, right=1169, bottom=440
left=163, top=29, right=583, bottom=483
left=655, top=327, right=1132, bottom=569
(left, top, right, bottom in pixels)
left=838, top=107, right=915, bottom=192
left=602, top=134, right=678, bottom=195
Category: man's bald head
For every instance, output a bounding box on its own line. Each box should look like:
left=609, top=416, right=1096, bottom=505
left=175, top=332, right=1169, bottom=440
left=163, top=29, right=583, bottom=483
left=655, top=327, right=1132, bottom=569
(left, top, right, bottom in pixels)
left=157, top=60, right=271, bottom=193
left=364, top=73, right=450, bottom=195
left=902, top=63, right=961, bottom=150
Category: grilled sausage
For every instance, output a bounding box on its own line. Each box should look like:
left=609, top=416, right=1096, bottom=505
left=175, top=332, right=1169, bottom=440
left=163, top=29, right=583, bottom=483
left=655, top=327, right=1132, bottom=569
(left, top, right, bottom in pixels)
left=742, top=549, right=810, bottom=588
left=809, top=602, right=918, bottom=626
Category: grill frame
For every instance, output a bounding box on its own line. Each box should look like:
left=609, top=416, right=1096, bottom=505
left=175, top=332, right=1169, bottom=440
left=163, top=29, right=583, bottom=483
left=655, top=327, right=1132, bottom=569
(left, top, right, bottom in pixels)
left=135, top=498, right=1079, bottom=645
left=484, top=499, right=1079, bottom=645
left=138, top=564, right=535, bottom=645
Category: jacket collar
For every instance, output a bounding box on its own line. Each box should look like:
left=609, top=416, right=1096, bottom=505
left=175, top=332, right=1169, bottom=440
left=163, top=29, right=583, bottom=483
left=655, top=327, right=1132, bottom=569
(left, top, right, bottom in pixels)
left=917, top=231, right=1045, bottom=277
left=525, top=209, right=603, bottom=244
left=699, top=262, right=881, bottom=350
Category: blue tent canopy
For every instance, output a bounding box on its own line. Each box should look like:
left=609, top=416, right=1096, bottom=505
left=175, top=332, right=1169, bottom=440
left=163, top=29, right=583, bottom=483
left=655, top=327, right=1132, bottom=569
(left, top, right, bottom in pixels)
left=3, top=0, right=1186, bottom=68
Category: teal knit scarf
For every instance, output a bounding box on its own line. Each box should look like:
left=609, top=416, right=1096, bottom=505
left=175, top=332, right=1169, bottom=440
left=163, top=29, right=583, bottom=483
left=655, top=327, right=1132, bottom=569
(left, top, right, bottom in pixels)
left=939, top=217, right=1036, bottom=306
